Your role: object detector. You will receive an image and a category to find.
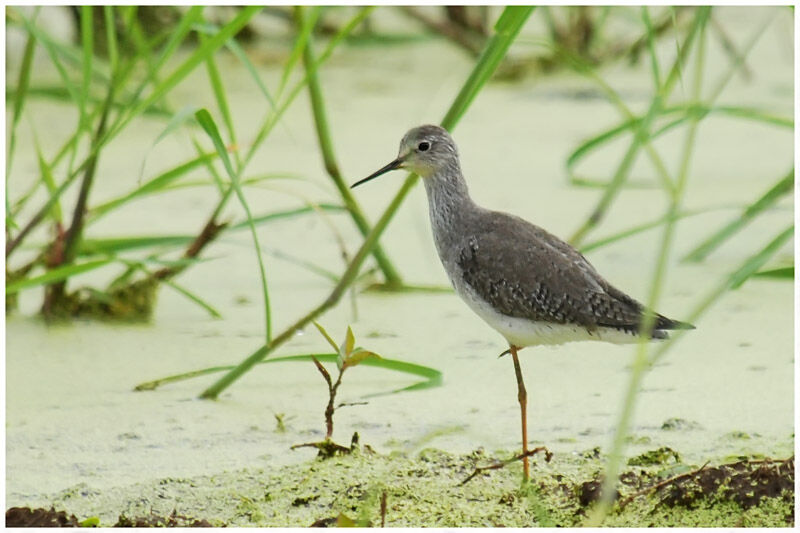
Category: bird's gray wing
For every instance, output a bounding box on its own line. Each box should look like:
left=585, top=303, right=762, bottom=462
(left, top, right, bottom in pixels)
left=456, top=211, right=645, bottom=331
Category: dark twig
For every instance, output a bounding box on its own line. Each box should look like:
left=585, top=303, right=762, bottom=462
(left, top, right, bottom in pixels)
left=310, top=355, right=344, bottom=440
left=380, top=491, right=387, bottom=527
left=41, top=82, right=116, bottom=316
left=152, top=218, right=228, bottom=281
left=461, top=446, right=553, bottom=485
left=617, top=461, right=709, bottom=510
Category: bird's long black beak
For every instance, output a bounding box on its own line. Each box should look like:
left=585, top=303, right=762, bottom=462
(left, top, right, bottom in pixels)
left=351, top=158, right=404, bottom=189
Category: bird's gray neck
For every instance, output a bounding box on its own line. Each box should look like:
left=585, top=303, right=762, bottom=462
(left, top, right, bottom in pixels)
left=422, top=161, right=477, bottom=256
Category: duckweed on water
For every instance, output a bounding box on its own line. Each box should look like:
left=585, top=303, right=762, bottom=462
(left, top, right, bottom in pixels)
left=25, top=448, right=793, bottom=527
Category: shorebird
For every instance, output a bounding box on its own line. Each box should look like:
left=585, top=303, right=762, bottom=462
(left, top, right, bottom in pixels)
left=351, top=125, right=693, bottom=481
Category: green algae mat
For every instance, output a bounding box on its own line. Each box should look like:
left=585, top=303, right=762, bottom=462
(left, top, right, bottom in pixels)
left=8, top=448, right=793, bottom=527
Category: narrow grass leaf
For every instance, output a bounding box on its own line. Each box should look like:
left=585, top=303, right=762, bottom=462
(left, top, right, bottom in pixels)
left=279, top=6, right=321, bottom=97
left=441, top=6, right=534, bottom=130
left=80, top=6, right=93, bottom=127
left=6, top=259, right=111, bottom=294
left=567, top=104, right=791, bottom=186
left=313, top=321, right=340, bottom=352
left=225, top=36, right=277, bottom=110
left=7, top=22, right=37, bottom=179
left=297, top=5, right=402, bottom=286
left=641, top=7, right=661, bottom=89
left=194, top=109, right=235, bottom=178
left=580, top=207, right=714, bottom=253
left=162, top=279, right=222, bottom=319
left=103, top=6, right=119, bottom=77
left=34, top=136, right=62, bottom=223
left=19, top=11, right=81, bottom=109
left=683, top=169, right=793, bottom=262
left=264, top=248, right=340, bottom=282
left=649, top=226, right=796, bottom=369
left=195, top=108, right=272, bottom=342
left=111, top=7, right=260, bottom=141
left=229, top=204, right=345, bottom=230
left=198, top=30, right=238, bottom=164
left=82, top=205, right=344, bottom=256
left=136, top=105, right=200, bottom=182
left=193, top=20, right=277, bottom=111
left=263, top=353, right=442, bottom=396
left=11, top=85, right=172, bottom=117
left=92, top=152, right=215, bottom=221
left=729, top=226, right=793, bottom=289
left=752, top=266, right=793, bottom=279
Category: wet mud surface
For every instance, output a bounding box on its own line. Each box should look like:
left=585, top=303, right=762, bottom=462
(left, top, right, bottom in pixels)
left=6, top=449, right=793, bottom=527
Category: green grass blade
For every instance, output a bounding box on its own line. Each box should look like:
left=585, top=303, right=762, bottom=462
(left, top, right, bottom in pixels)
left=567, top=104, right=792, bottom=186
left=18, top=10, right=82, bottom=109
left=229, top=204, right=345, bottom=230
left=441, top=6, right=535, bottom=130
left=195, top=108, right=272, bottom=343
left=110, top=7, right=260, bottom=141
left=751, top=266, right=793, bottom=279
left=152, top=6, right=205, bottom=75
left=116, top=6, right=203, bottom=113
left=34, top=135, right=63, bottom=224
left=198, top=30, right=238, bottom=167
left=262, top=353, right=443, bottom=396
left=580, top=207, right=715, bottom=253
left=193, top=20, right=278, bottom=112
left=195, top=110, right=235, bottom=177
left=279, top=6, right=321, bottom=98
left=6, top=259, right=112, bottom=294
left=313, top=322, right=340, bottom=352
left=648, top=224, right=796, bottom=370
left=729, top=225, right=793, bottom=289
left=224, top=35, right=277, bottom=110
left=641, top=7, right=662, bottom=90
left=79, top=235, right=195, bottom=255
left=9, top=85, right=172, bottom=117
left=7, top=19, right=37, bottom=179
left=103, top=6, right=119, bottom=76
left=79, top=204, right=345, bottom=256
left=80, top=6, right=93, bottom=128
left=135, top=105, right=201, bottom=182
left=241, top=7, right=374, bottom=170
left=296, top=5, right=402, bottom=286
left=265, top=247, right=340, bottom=282
left=135, top=352, right=442, bottom=394
left=683, top=169, right=793, bottom=262
left=711, top=105, right=793, bottom=128
left=569, top=8, right=711, bottom=246
left=91, top=152, right=216, bottom=221
left=161, top=279, right=222, bottom=319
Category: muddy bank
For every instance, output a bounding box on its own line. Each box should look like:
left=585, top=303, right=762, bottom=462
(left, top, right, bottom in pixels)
left=9, top=447, right=793, bottom=527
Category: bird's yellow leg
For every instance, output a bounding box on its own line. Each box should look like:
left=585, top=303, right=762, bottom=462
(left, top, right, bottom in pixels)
left=510, top=345, right=529, bottom=481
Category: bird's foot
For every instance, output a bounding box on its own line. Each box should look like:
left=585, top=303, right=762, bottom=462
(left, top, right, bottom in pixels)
left=460, top=446, right=552, bottom=485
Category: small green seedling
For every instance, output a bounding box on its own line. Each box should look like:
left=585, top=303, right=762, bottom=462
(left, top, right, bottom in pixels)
left=290, top=321, right=382, bottom=457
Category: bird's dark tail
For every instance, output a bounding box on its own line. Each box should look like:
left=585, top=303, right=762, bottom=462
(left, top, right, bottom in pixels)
left=655, top=314, right=695, bottom=331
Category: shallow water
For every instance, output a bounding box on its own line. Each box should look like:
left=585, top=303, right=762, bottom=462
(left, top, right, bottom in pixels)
left=5, top=6, right=794, bottom=509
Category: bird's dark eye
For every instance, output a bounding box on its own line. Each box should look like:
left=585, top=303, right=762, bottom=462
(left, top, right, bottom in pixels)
left=418, top=141, right=431, bottom=152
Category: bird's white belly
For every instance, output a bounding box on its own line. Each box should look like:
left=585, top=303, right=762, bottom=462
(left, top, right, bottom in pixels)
left=454, top=282, right=641, bottom=347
